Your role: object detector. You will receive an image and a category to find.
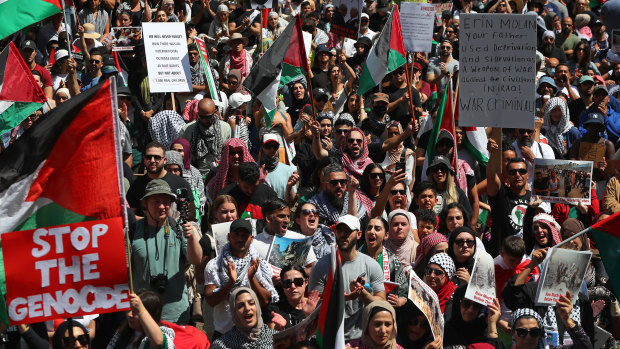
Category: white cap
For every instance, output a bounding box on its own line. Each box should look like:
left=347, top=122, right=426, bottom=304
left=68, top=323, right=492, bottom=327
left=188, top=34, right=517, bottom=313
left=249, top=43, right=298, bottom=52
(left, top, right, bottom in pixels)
left=361, top=13, right=369, bottom=19
left=228, top=93, right=251, bottom=109
left=54, top=49, right=69, bottom=62
left=337, top=214, right=361, bottom=231
left=263, top=133, right=280, bottom=145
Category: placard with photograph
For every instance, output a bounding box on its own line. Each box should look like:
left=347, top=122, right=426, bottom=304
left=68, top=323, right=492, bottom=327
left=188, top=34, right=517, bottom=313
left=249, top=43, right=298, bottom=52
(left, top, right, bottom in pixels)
left=533, top=159, right=593, bottom=205
left=267, top=235, right=313, bottom=272
left=331, top=0, right=362, bottom=39
left=535, top=247, right=592, bottom=306
left=109, top=27, right=142, bottom=51
left=465, top=250, right=496, bottom=306
left=212, top=222, right=232, bottom=257
left=273, top=305, right=320, bottom=348
left=408, top=272, right=444, bottom=339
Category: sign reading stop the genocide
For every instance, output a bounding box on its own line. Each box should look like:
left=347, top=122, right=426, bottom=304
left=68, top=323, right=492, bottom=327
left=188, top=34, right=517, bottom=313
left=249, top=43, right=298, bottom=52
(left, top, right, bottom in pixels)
left=3, top=217, right=129, bottom=324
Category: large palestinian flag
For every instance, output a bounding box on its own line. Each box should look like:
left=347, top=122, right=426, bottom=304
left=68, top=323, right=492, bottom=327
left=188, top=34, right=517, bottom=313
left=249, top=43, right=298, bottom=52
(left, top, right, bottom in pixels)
left=589, top=211, right=620, bottom=298
left=423, top=79, right=458, bottom=180
left=0, top=42, right=48, bottom=147
left=316, top=252, right=346, bottom=349
left=0, top=79, right=129, bottom=324
left=0, top=0, right=62, bottom=40
left=243, top=14, right=308, bottom=128
left=357, top=4, right=406, bottom=96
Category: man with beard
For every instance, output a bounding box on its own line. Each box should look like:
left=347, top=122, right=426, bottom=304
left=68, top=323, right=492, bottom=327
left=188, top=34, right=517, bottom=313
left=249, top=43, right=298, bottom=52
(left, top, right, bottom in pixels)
left=341, top=128, right=377, bottom=178
left=568, top=75, right=595, bottom=126
left=312, top=116, right=355, bottom=160
left=427, top=40, right=459, bottom=93
left=217, top=162, right=278, bottom=219
left=204, top=218, right=279, bottom=336
left=486, top=134, right=532, bottom=257
left=180, top=98, right=232, bottom=177
left=252, top=199, right=317, bottom=283
left=539, top=31, right=568, bottom=65
left=126, top=142, right=195, bottom=220
left=555, top=17, right=581, bottom=59
left=385, top=67, right=422, bottom=126
left=358, top=13, right=376, bottom=40
left=261, top=134, right=298, bottom=202
left=347, top=37, right=372, bottom=76
left=512, top=128, right=555, bottom=187
left=309, top=214, right=386, bottom=341
left=553, top=64, right=580, bottom=101
left=309, top=163, right=370, bottom=226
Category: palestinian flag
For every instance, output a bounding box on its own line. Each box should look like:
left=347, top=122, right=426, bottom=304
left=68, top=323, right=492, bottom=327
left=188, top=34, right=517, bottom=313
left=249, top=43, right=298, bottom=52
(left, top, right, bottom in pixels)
left=0, top=42, right=48, bottom=147
left=316, top=252, right=346, bottom=349
left=589, top=211, right=620, bottom=297
left=0, top=79, right=124, bottom=235
left=425, top=79, right=457, bottom=175
left=357, top=4, right=406, bottom=96
left=0, top=0, right=62, bottom=40
left=454, top=87, right=489, bottom=165
left=195, top=37, right=223, bottom=106
left=243, top=14, right=308, bottom=128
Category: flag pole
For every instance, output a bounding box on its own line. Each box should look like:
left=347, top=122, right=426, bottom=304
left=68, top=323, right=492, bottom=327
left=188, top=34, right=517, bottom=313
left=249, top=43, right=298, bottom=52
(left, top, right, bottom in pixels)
left=171, top=92, right=176, bottom=113
left=404, top=53, right=417, bottom=124
left=60, top=0, right=72, bottom=59
left=554, top=228, right=590, bottom=249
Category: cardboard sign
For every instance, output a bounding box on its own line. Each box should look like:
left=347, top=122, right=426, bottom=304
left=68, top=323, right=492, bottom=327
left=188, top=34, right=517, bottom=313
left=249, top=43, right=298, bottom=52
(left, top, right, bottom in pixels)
left=579, top=142, right=606, bottom=163
left=400, top=2, right=435, bottom=53
left=465, top=251, right=496, bottom=306
left=535, top=247, right=592, bottom=306
left=331, top=0, right=362, bottom=39
left=408, top=272, right=444, bottom=339
left=434, top=2, right=452, bottom=26
left=3, top=217, right=129, bottom=324
left=267, top=235, right=313, bottom=274
left=142, top=22, right=192, bottom=93
left=108, top=27, right=142, bottom=51
left=533, top=159, right=593, bottom=205
left=459, top=14, right=537, bottom=128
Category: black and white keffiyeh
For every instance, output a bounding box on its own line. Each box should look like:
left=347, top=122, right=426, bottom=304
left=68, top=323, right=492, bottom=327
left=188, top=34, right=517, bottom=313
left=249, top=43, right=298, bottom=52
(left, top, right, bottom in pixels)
left=148, top=110, right=186, bottom=149
left=191, top=118, right=224, bottom=163
left=310, top=224, right=336, bottom=260
left=428, top=253, right=455, bottom=279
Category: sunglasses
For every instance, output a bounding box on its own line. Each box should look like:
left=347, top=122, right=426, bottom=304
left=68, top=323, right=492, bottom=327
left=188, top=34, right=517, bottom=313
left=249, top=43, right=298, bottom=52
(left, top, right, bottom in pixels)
left=90, top=59, right=101, bottom=64
left=425, top=268, right=445, bottom=277
left=508, top=168, right=528, bottom=176
left=440, top=46, right=451, bottom=50
left=514, top=327, right=545, bottom=338
left=390, top=189, right=406, bottom=195
left=262, top=142, right=279, bottom=150
left=199, top=112, right=217, bottom=119
left=189, top=52, right=199, bottom=56
left=369, top=172, right=383, bottom=179
left=62, top=334, right=89, bottom=347
left=282, top=277, right=305, bottom=288
left=335, top=129, right=350, bottom=135
left=446, top=30, right=455, bottom=33
left=228, top=79, right=239, bottom=85
left=394, top=69, right=405, bottom=75
left=145, top=154, right=163, bottom=161
left=229, top=150, right=244, bottom=156
left=455, top=239, right=475, bottom=247
left=301, top=208, right=318, bottom=215
left=431, top=166, right=449, bottom=174
left=329, top=179, right=347, bottom=186
left=347, top=138, right=363, bottom=144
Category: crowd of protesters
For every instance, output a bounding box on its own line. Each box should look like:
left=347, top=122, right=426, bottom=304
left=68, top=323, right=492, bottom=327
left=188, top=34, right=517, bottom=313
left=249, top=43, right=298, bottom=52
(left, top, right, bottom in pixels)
left=3, top=0, right=620, bottom=347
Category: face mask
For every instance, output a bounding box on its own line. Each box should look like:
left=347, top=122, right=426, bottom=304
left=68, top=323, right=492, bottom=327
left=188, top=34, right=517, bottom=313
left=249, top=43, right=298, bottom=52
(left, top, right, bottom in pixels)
left=547, top=67, right=555, bottom=76
left=373, top=105, right=387, bottom=116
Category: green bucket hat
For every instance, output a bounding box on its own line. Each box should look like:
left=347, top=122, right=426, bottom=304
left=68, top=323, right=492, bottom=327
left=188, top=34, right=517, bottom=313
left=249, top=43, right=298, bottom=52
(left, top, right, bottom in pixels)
left=141, top=179, right=177, bottom=201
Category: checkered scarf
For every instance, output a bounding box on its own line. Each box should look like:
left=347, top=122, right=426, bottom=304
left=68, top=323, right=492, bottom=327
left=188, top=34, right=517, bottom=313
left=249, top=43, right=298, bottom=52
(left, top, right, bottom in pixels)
left=429, top=252, right=455, bottom=279
left=415, top=233, right=448, bottom=267
left=190, top=117, right=224, bottom=165
left=148, top=110, right=186, bottom=149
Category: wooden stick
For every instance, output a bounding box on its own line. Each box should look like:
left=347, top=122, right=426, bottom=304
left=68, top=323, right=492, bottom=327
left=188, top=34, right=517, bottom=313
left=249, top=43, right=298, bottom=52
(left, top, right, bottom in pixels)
left=404, top=57, right=417, bottom=124
left=171, top=92, right=176, bottom=112
left=306, top=69, right=317, bottom=120
left=125, top=226, right=134, bottom=294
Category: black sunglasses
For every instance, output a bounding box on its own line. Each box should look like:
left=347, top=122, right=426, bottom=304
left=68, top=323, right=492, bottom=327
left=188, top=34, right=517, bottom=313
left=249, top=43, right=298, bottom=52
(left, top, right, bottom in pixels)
left=455, top=238, right=475, bottom=247
left=199, top=112, right=217, bottom=119
left=329, top=179, right=347, bottom=186
left=282, top=277, right=305, bottom=288
left=90, top=59, right=101, bottom=64
left=145, top=154, right=163, bottom=161
left=390, top=189, right=406, bottom=195
left=514, top=327, right=545, bottom=338
left=62, top=334, right=89, bottom=347
left=369, top=172, right=384, bottom=179
left=262, top=142, right=279, bottom=150
left=508, top=168, right=528, bottom=176
left=229, top=150, right=244, bottom=156
left=301, top=208, right=318, bottom=215
left=425, top=267, right=445, bottom=277
left=347, top=138, right=363, bottom=144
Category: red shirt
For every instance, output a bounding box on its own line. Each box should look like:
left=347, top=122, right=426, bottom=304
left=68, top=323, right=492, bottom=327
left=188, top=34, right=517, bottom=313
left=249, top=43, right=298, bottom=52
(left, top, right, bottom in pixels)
left=32, top=64, right=53, bottom=88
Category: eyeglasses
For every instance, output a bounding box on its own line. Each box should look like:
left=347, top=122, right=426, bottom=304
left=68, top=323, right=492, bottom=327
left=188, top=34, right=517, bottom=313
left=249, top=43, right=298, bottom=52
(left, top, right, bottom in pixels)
left=347, top=138, right=363, bottom=144
left=329, top=179, right=347, bottom=186
left=262, top=142, right=279, bottom=150
left=145, top=154, right=163, bottom=161
left=228, top=79, right=239, bottom=85
left=199, top=113, right=216, bottom=119
left=514, top=327, right=545, bottom=338
left=369, top=172, right=383, bottom=179
left=390, top=189, right=406, bottom=195
left=508, top=168, right=528, bottom=176
left=90, top=59, right=101, bottom=64
left=408, top=316, right=430, bottom=330
left=282, top=277, right=304, bottom=288
left=576, top=47, right=586, bottom=51
left=189, top=52, right=199, bottom=56
left=425, top=268, right=445, bottom=277
left=62, top=334, right=89, bottom=347
left=301, top=208, right=318, bottom=215
left=455, top=239, right=475, bottom=247
left=446, top=30, right=455, bottom=34
left=431, top=166, right=449, bottom=174
left=335, top=129, right=350, bottom=135
left=461, top=298, right=481, bottom=309
left=440, top=46, right=451, bottom=50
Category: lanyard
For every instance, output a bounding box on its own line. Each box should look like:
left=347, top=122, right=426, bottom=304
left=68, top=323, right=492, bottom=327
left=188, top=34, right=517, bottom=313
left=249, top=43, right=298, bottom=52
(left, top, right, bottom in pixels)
left=143, top=218, right=170, bottom=277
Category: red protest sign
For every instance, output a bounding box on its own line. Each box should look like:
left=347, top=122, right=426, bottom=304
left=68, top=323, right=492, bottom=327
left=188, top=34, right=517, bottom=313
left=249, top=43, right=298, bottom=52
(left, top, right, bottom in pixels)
left=3, top=217, right=129, bottom=324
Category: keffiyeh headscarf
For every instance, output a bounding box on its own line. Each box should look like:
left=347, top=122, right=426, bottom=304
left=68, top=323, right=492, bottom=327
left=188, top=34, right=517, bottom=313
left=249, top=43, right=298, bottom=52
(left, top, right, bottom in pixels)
left=229, top=287, right=264, bottom=341
left=360, top=301, right=399, bottom=349
left=512, top=308, right=547, bottom=349
left=171, top=138, right=191, bottom=170
left=190, top=115, right=224, bottom=165
left=542, top=97, right=572, bottom=155
left=429, top=252, right=455, bottom=279
left=383, top=120, right=404, bottom=164
left=183, top=99, right=199, bottom=122
left=533, top=213, right=562, bottom=246
left=340, top=127, right=374, bottom=179
left=207, top=138, right=255, bottom=200
left=414, top=233, right=448, bottom=267
left=148, top=110, right=186, bottom=149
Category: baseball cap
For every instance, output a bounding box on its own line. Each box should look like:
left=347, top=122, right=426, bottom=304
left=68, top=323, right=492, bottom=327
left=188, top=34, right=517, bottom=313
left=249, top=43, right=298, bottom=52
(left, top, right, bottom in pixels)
left=102, top=65, right=119, bottom=74
left=230, top=219, right=252, bottom=234
left=355, top=37, right=372, bottom=48
left=21, top=40, right=37, bottom=51
left=263, top=133, right=280, bottom=145
left=593, top=85, right=609, bottom=95
left=54, top=49, right=69, bottom=62
left=584, top=112, right=605, bottom=125
left=427, top=155, right=455, bottom=175
left=228, top=92, right=252, bottom=109
left=316, top=44, right=331, bottom=55
left=437, top=130, right=454, bottom=143
left=361, top=13, right=369, bottom=19
left=141, top=179, right=176, bottom=201
left=336, top=214, right=361, bottom=231
left=577, top=75, right=594, bottom=85
left=313, top=87, right=328, bottom=99
left=372, top=92, right=389, bottom=103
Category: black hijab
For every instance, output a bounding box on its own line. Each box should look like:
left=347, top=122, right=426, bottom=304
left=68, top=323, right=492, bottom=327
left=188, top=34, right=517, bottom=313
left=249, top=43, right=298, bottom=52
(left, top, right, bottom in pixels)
left=443, top=284, right=488, bottom=347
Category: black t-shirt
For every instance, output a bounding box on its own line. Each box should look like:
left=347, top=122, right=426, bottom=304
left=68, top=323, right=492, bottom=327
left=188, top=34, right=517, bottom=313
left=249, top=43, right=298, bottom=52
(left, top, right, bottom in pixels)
left=272, top=299, right=306, bottom=329
left=533, top=178, right=549, bottom=193
left=292, top=141, right=318, bottom=188
left=231, top=9, right=261, bottom=47
left=384, top=83, right=421, bottom=125
left=199, top=234, right=213, bottom=257
left=216, top=182, right=278, bottom=216
left=126, top=172, right=196, bottom=221
left=191, top=0, right=218, bottom=35
left=369, top=12, right=388, bottom=32
left=487, top=184, right=531, bottom=257
left=567, top=98, right=586, bottom=128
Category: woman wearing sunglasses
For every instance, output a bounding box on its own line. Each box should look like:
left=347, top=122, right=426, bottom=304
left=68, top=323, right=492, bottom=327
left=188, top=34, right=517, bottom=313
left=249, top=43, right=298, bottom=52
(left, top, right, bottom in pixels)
left=427, top=155, right=472, bottom=218
left=423, top=253, right=457, bottom=313
left=396, top=304, right=442, bottom=348
left=48, top=320, right=91, bottom=349
left=447, top=226, right=480, bottom=287
left=360, top=164, right=387, bottom=204
left=270, top=265, right=320, bottom=330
